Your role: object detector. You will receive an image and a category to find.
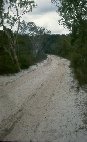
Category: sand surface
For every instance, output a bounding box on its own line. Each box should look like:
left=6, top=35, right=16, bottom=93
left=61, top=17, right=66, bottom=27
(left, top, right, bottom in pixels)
left=0, top=55, right=87, bottom=142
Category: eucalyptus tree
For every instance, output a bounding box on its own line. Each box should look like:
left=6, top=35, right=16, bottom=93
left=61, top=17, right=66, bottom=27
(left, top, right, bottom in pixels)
left=0, top=0, right=35, bottom=71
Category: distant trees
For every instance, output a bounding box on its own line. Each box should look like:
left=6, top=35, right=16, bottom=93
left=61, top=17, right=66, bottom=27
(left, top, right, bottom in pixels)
left=43, top=34, right=71, bottom=57
left=20, top=21, right=51, bottom=57
left=0, top=0, right=35, bottom=71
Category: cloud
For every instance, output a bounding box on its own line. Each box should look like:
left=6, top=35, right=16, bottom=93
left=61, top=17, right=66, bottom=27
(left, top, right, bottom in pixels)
left=22, top=0, right=70, bottom=34
left=31, top=0, right=57, bottom=15
left=1, top=0, right=70, bottom=34
left=23, top=4, right=70, bottom=35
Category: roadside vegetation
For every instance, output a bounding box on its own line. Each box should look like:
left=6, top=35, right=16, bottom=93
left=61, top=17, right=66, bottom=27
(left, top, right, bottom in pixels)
left=0, top=0, right=87, bottom=86
left=51, top=0, right=87, bottom=86
left=1, top=30, right=87, bottom=86
left=43, top=34, right=87, bottom=86
left=0, top=30, right=47, bottom=74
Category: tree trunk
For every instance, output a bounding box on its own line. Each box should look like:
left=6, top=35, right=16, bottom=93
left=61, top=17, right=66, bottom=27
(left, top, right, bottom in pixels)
left=12, top=46, right=21, bottom=71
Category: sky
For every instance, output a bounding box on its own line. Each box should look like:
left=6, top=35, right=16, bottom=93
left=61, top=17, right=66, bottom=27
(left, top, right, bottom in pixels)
left=0, top=0, right=70, bottom=35
left=22, top=0, right=70, bottom=35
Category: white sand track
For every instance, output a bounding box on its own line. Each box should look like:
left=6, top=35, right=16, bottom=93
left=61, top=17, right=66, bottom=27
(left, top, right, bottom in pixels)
left=0, top=55, right=87, bottom=142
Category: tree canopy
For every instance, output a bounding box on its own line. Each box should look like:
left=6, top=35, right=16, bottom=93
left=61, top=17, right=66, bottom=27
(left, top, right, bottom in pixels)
left=0, top=0, right=36, bottom=71
left=51, top=0, right=87, bottom=45
left=0, top=0, right=35, bottom=30
left=51, top=0, right=87, bottom=28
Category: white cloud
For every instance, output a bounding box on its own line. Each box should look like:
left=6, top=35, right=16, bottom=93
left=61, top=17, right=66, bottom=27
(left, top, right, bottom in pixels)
left=0, top=0, right=70, bottom=34
left=22, top=0, right=70, bottom=34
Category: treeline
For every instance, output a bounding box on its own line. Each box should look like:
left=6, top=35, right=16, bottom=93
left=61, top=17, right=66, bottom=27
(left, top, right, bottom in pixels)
left=0, top=31, right=70, bottom=75
left=0, top=30, right=46, bottom=74
left=43, top=34, right=71, bottom=58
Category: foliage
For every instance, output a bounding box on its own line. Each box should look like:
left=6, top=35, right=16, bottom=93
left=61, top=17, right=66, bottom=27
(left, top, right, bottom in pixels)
left=0, top=0, right=35, bottom=28
left=51, top=0, right=87, bottom=86
left=43, top=33, right=87, bottom=86
left=51, top=0, right=87, bottom=28
left=1, top=27, right=87, bottom=86
left=19, top=21, right=51, bottom=57
left=0, top=0, right=35, bottom=71
left=0, top=30, right=47, bottom=74
left=43, top=34, right=71, bottom=58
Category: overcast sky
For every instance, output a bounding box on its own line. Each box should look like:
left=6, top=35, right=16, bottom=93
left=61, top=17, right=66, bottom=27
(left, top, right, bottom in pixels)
left=22, top=0, right=70, bottom=35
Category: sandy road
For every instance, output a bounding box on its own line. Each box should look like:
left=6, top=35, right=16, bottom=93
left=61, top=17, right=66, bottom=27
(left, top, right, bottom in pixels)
left=0, top=55, right=87, bottom=142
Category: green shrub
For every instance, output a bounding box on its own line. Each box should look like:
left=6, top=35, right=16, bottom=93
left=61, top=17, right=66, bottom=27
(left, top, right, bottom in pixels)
left=70, top=47, right=87, bottom=85
left=0, top=53, right=19, bottom=74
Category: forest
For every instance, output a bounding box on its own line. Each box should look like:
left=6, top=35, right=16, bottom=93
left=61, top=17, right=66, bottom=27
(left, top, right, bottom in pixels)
left=0, top=1, right=87, bottom=141
left=0, top=0, right=87, bottom=86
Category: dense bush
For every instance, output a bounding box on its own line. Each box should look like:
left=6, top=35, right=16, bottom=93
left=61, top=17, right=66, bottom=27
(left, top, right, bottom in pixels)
left=43, top=34, right=87, bottom=86
left=0, top=32, right=47, bottom=75
left=70, top=47, right=87, bottom=85
left=0, top=53, right=19, bottom=74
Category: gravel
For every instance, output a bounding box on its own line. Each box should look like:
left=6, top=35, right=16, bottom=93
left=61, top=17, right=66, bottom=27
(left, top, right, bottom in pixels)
left=0, top=55, right=87, bottom=142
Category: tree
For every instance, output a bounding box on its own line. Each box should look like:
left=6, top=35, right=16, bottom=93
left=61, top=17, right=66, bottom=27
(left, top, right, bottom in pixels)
left=0, top=0, right=3, bottom=26
left=19, top=21, right=51, bottom=57
left=51, top=0, right=87, bottom=46
left=52, top=0, right=87, bottom=86
left=0, top=0, right=35, bottom=71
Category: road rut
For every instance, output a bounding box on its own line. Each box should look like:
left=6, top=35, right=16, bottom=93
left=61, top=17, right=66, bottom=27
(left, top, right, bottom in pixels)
left=0, top=55, right=87, bottom=142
